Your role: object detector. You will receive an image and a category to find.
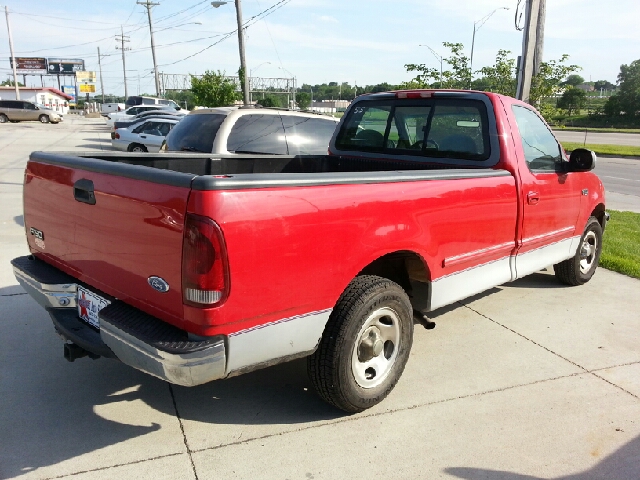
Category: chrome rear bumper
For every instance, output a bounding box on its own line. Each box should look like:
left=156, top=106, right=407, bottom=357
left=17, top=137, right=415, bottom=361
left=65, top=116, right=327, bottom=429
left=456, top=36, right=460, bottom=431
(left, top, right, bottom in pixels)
left=12, top=255, right=226, bottom=387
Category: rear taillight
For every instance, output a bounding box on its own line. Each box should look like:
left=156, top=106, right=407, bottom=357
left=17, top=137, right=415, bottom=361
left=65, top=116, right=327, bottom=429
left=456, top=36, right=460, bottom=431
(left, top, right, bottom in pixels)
left=182, top=214, right=229, bottom=307
left=114, top=131, right=120, bottom=139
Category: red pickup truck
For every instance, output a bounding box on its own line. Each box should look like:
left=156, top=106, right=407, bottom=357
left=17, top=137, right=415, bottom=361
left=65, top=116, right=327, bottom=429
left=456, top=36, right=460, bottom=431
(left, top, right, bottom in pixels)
left=13, top=90, right=607, bottom=413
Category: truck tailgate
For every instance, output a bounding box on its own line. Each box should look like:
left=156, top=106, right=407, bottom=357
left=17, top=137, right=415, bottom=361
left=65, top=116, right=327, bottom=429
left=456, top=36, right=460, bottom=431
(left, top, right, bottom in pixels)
left=24, top=153, right=194, bottom=328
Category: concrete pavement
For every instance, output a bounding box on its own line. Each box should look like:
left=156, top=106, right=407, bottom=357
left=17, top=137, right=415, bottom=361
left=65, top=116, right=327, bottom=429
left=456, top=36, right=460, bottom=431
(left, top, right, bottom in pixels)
left=1, top=118, right=639, bottom=480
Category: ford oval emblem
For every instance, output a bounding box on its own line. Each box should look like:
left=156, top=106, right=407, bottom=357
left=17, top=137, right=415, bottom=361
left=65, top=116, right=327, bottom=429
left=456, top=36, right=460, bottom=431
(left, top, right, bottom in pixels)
left=148, top=276, right=170, bottom=293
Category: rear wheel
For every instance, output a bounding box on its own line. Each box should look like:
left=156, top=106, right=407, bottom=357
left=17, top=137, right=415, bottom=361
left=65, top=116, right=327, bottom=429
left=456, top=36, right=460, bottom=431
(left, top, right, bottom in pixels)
left=0, top=114, right=8, bottom=123
left=554, top=216, right=602, bottom=286
left=308, top=275, right=413, bottom=413
left=39, top=115, right=50, bottom=124
left=128, top=143, right=148, bottom=152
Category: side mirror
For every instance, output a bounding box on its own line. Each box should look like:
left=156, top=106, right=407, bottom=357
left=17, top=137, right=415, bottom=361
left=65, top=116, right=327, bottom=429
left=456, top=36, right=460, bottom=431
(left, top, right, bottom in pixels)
left=568, top=148, right=596, bottom=172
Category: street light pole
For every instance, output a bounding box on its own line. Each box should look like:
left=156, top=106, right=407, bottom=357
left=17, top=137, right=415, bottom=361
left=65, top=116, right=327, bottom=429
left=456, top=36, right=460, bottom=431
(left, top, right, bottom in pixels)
left=419, top=44, right=443, bottom=89
left=97, top=47, right=105, bottom=103
left=469, top=7, right=509, bottom=79
left=233, top=0, right=250, bottom=106
left=138, top=0, right=161, bottom=97
left=4, top=6, right=19, bottom=99
left=115, top=26, right=131, bottom=99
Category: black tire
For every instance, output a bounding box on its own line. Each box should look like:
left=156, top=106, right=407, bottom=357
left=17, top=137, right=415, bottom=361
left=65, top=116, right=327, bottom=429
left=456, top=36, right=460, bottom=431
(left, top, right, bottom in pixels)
left=308, top=275, right=414, bottom=413
left=128, top=143, right=148, bottom=152
left=554, top=216, right=602, bottom=286
left=0, top=114, right=8, bottom=123
left=39, top=115, right=50, bottom=124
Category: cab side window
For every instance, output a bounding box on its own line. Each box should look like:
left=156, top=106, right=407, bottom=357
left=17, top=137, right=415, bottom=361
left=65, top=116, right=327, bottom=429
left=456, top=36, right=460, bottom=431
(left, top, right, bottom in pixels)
left=227, top=114, right=287, bottom=155
left=512, top=105, right=563, bottom=172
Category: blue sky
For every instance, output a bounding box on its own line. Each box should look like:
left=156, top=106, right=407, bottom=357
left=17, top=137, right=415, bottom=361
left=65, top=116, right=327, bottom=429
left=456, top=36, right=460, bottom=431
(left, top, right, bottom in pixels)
left=1, top=0, right=638, bottom=96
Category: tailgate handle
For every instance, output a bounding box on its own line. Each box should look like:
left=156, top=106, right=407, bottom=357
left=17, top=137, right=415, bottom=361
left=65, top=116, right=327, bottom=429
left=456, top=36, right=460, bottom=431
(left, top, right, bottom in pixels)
left=74, top=179, right=96, bottom=205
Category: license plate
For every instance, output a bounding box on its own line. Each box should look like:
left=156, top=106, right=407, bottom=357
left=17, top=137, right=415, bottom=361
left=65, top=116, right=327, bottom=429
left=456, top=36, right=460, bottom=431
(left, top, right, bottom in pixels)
left=77, top=286, right=110, bottom=329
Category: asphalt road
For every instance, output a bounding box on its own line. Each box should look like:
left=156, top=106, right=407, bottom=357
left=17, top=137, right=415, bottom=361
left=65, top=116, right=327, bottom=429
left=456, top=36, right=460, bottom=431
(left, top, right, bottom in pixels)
left=0, top=117, right=639, bottom=480
left=554, top=130, right=640, bottom=146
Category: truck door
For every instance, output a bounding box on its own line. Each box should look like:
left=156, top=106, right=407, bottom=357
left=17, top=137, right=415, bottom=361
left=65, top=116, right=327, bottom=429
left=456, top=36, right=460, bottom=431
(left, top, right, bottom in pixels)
left=510, top=104, right=582, bottom=278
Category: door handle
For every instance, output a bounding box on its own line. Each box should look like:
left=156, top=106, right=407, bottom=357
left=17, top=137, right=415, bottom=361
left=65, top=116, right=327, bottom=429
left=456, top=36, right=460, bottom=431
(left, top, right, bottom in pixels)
left=74, top=179, right=96, bottom=205
left=140, top=135, right=147, bottom=138
left=527, top=191, right=540, bottom=205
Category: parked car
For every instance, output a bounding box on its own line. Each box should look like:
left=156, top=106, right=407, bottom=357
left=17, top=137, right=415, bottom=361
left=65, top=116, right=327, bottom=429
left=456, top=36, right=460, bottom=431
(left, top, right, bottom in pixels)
left=105, top=105, right=174, bottom=128
left=111, top=117, right=180, bottom=152
left=125, top=95, right=180, bottom=110
left=110, top=110, right=186, bottom=138
left=100, top=103, right=126, bottom=117
left=162, top=107, right=339, bottom=155
left=0, top=100, right=63, bottom=124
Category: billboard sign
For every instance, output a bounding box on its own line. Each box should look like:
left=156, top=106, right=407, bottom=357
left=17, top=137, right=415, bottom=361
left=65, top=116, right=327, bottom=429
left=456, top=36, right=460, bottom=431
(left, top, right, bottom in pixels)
left=47, top=58, right=85, bottom=74
left=76, top=71, right=96, bottom=83
left=79, top=84, right=96, bottom=93
left=10, top=57, right=48, bottom=75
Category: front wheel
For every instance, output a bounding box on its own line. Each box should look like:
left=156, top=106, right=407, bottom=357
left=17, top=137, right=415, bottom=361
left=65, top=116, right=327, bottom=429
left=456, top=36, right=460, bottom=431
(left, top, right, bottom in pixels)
left=554, top=216, right=603, bottom=286
left=308, top=275, right=413, bottom=413
left=0, top=114, right=8, bottom=123
left=39, top=115, right=50, bottom=124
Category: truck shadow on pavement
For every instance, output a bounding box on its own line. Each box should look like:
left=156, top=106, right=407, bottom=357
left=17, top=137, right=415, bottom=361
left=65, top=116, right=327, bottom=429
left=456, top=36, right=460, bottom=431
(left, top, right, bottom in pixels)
left=445, top=434, right=640, bottom=479
left=0, top=287, right=341, bottom=478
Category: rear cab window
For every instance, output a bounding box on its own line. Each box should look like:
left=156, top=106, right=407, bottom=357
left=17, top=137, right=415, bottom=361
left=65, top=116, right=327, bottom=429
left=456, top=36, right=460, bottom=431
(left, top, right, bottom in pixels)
left=164, top=113, right=226, bottom=153
left=334, top=94, right=499, bottom=167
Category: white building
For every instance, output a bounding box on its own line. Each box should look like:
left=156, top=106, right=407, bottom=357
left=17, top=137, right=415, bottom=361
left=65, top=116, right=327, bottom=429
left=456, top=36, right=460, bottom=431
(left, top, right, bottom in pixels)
left=310, top=100, right=350, bottom=114
left=0, top=87, right=73, bottom=115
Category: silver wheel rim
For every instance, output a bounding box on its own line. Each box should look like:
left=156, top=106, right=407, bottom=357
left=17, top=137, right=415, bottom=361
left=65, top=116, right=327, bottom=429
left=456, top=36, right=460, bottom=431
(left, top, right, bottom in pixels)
left=40, top=116, right=48, bottom=123
left=132, top=146, right=144, bottom=152
left=351, top=306, right=401, bottom=389
left=579, top=231, right=597, bottom=274
left=0, top=116, right=6, bottom=123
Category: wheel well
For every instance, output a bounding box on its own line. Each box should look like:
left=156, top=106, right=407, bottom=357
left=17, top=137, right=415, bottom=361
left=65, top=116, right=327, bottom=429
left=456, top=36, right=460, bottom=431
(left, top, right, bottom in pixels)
left=591, top=203, right=606, bottom=228
left=357, top=251, right=430, bottom=296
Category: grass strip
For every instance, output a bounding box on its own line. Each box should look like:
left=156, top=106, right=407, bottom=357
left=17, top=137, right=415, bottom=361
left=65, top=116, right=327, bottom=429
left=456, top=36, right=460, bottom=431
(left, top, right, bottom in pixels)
left=600, top=210, right=640, bottom=280
left=554, top=126, right=640, bottom=134
left=561, top=142, right=640, bottom=157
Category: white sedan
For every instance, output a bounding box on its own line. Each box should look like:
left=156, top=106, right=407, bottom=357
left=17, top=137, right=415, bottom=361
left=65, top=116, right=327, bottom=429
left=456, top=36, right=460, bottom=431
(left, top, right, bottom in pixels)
left=111, top=117, right=180, bottom=152
left=105, top=105, right=174, bottom=128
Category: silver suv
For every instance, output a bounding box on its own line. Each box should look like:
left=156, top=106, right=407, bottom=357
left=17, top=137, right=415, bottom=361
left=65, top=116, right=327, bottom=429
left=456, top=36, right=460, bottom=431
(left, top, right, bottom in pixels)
left=162, top=107, right=339, bottom=155
left=0, top=100, right=63, bottom=124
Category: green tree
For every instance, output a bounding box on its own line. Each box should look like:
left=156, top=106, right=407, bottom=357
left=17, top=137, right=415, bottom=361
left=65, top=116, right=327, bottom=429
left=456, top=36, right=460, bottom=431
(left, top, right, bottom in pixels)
left=604, top=59, right=640, bottom=116
left=405, top=42, right=471, bottom=89
left=190, top=70, right=239, bottom=107
left=296, top=92, right=311, bottom=110
left=1, top=78, right=25, bottom=87
left=557, top=88, right=586, bottom=115
left=478, top=49, right=517, bottom=96
left=164, top=90, right=195, bottom=110
left=529, top=54, right=581, bottom=106
left=256, top=95, right=285, bottom=108
left=563, top=74, right=585, bottom=87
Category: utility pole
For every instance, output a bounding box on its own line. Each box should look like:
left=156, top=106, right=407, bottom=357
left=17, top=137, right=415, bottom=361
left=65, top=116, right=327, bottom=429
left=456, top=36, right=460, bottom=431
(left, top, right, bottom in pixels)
left=533, top=0, right=546, bottom=76
left=97, top=47, right=105, bottom=103
left=516, top=0, right=542, bottom=103
left=138, top=0, right=161, bottom=97
left=116, top=26, right=131, bottom=99
left=234, top=0, right=250, bottom=105
left=4, top=6, right=20, bottom=99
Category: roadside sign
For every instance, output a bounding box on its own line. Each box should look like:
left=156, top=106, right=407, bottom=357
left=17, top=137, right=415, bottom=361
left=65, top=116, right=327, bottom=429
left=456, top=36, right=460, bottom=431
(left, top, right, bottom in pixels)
left=62, top=85, right=77, bottom=106
left=10, top=57, right=48, bottom=75
left=79, top=84, right=96, bottom=93
left=47, top=58, right=85, bottom=74
left=76, top=71, right=96, bottom=83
